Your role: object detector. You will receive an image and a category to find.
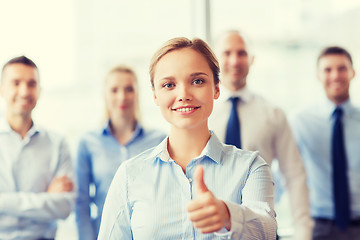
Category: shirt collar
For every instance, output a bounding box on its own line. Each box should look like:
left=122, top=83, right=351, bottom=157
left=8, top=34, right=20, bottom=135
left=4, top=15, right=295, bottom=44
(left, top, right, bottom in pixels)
left=27, top=123, right=40, bottom=137
left=150, top=131, right=223, bottom=165
left=322, top=98, right=354, bottom=120
left=0, top=117, right=40, bottom=137
left=102, top=120, right=144, bottom=141
left=218, top=84, right=253, bottom=104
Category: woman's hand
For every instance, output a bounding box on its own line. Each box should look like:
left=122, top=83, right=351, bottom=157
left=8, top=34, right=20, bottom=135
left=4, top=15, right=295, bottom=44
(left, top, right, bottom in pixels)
left=186, top=165, right=231, bottom=233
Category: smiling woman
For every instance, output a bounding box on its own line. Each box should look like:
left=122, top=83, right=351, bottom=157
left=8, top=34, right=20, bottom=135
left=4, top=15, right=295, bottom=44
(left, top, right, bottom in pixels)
left=152, top=47, right=219, bottom=134
left=1, top=0, right=359, bottom=239
left=74, top=65, right=166, bottom=240
left=98, top=37, right=277, bottom=240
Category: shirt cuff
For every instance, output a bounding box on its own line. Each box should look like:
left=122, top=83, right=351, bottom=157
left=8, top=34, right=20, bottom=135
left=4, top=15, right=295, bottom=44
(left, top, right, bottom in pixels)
left=214, top=200, right=245, bottom=240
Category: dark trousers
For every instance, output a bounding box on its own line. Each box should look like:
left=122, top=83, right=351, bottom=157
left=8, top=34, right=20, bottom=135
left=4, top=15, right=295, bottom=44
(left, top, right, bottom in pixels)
left=313, top=218, right=360, bottom=240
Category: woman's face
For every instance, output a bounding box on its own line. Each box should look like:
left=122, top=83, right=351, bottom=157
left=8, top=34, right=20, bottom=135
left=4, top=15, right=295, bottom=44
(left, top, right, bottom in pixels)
left=152, top=48, right=220, bottom=131
left=104, top=71, right=137, bottom=120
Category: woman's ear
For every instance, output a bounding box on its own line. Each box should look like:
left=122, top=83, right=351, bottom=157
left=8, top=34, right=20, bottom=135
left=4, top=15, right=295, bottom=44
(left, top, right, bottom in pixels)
left=153, top=89, right=159, bottom=106
left=214, top=83, right=220, bottom=100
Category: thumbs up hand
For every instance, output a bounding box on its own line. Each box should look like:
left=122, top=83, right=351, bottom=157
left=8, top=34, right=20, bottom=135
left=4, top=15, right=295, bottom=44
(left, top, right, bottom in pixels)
left=186, top=165, right=231, bottom=233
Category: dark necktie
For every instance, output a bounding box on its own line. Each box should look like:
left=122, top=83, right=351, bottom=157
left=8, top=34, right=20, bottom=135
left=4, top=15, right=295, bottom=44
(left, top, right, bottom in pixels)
left=332, top=107, right=350, bottom=230
left=225, top=97, right=241, bottom=148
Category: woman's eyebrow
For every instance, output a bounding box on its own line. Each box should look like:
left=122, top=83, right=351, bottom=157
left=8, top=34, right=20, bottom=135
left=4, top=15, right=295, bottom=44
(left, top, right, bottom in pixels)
left=190, top=72, right=209, bottom=77
left=159, top=76, right=175, bottom=81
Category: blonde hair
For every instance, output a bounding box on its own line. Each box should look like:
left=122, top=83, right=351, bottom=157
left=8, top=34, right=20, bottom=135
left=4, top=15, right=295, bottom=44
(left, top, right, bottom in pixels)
left=103, top=65, right=141, bottom=122
left=149, top=37, right=219, bottom=88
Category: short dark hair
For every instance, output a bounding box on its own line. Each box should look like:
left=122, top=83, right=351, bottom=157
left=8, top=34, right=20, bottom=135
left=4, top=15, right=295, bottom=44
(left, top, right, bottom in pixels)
left=317, top=46, right=353, bottom=66
left=1, top=56, right=39, bottom=84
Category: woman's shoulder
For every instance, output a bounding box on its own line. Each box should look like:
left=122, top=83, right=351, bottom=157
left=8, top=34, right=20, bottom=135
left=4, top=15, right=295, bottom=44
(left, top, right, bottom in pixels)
left=221, top=143, right=268, bottom=170
left=209, top=133, right=268, bottom=168
left=115, top=145, right=161, bottom=183
left=78, top=124, right=110, bottom=141
left=124, top=142, right=162, bottom=167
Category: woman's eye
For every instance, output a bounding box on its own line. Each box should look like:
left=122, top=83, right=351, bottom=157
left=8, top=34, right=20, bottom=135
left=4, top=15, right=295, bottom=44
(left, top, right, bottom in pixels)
left=193, top=79, right=204, bottom=85
left=125, top=86, right=134, bottom=93
left=163, top=83, right=175, bottom=89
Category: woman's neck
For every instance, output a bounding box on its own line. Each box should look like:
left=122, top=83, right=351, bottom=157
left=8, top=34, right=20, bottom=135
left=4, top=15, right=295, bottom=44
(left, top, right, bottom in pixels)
left=110, top=116, right=136, bottom=145
left=168, top=125, right=211, bottom=172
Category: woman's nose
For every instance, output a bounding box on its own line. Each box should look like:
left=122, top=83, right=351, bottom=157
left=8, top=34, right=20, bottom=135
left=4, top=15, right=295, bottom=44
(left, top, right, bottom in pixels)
left=177, top=85, right=192, bottom=102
